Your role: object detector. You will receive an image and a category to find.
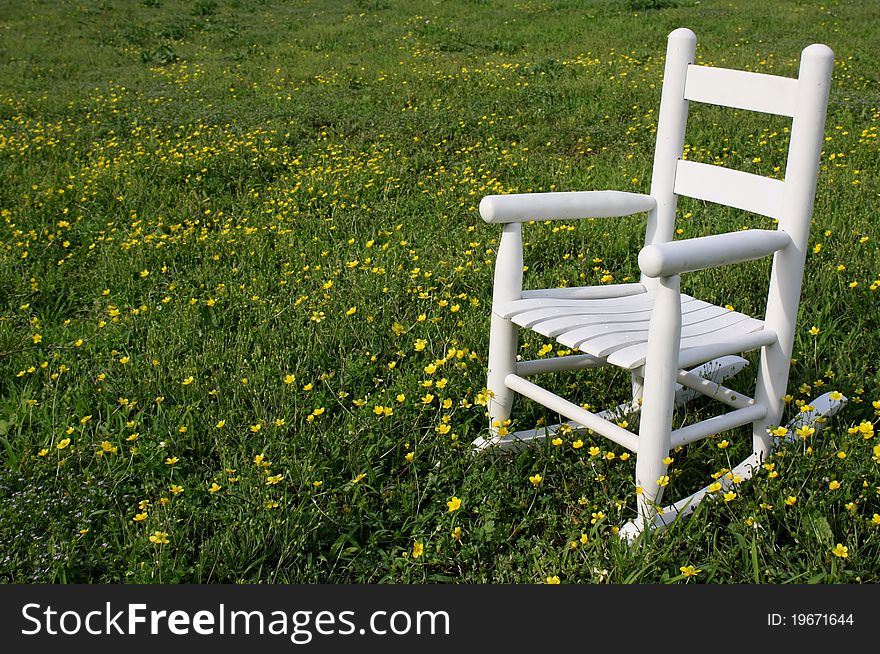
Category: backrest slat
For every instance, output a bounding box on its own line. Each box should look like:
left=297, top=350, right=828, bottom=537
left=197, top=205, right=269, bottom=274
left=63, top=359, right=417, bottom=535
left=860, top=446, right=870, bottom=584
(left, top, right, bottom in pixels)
left=673, top=159, right=785, bottom=219
left=684, top=64, right=798, bottom=117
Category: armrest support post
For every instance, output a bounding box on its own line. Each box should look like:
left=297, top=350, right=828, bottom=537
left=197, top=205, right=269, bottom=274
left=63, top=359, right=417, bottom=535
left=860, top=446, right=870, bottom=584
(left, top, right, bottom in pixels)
left=492, top=223, right=524, bottom=303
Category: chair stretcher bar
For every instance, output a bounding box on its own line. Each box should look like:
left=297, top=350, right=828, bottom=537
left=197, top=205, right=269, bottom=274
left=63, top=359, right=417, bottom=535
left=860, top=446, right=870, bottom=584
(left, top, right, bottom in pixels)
left=515, top=353, right=606, bottom=376
left=504, top=373, right=639, bottom=452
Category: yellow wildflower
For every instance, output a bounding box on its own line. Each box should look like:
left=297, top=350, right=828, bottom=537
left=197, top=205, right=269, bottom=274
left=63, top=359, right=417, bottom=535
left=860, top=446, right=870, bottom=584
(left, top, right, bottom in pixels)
left=680, top=565, right=701, bottom=578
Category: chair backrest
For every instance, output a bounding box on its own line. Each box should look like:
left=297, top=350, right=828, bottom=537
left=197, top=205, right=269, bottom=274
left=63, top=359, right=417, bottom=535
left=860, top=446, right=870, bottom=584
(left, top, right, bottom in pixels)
left=642, top=29, right=833, bottom=423
left=643, top=28, right=834, bottom=282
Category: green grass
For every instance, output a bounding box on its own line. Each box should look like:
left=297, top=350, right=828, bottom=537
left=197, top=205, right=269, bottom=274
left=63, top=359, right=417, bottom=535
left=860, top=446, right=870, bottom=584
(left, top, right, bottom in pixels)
left=0, top=0, right=878, bottom=583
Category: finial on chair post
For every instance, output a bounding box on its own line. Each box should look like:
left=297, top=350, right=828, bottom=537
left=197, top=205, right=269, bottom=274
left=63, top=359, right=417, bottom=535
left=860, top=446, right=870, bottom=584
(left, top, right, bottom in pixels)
left=667, top=27, right=696, bottom=44
left=800, top=42, right=834, bottom=67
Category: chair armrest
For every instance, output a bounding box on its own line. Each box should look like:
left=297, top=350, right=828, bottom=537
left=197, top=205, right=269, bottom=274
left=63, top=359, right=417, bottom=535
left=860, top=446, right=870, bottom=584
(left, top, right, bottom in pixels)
left=638, top=229, right=792, bottom=278
left=479, top=191, right=656, bottom=224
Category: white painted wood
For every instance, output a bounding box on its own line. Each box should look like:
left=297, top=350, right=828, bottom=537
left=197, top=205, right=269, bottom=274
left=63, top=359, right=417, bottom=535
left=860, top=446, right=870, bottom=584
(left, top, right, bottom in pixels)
left=485, top=223, right=523, bottom=445
left=635, top=275, right=682, bottom=526
left=479, top=191, right=656, bottom=224
left=631, top=371, right=645, bottom=409
left=675, top=304, right=742, bottom=326
left=477, top=29, right=836, bottom=540
left=531, top=311, right=655, bottom=338
left=520, top=296, right=727, bottom=336
left=673, top=160, right=786, bottom=219
left=674, top=329, right=777, bottom=371
left=684, top=64, right=799, bottom=116
left=530, top=302, right=724, bottom=338
left=503, top=373, right=639, bottom=451
left=475, top=356, right=749, bottom=453
left=638, top=229, right=791, bottom=277
left=643, top=27, right=695, bottom=293
left=529, top=312, right=647, bottom=338
left=619, top=451, right=763, bottom=541
left=680, top=355, right=749, bottom=385
left=522, top=283, right=645, bottom=300
left=670, top=404, right=767, bottom=448
left=495, top=292, right=658, bottom=318
left=752, top=43, right=834, bottom=460
left=677, top=319, right=767, bottom=348
left=499, top=293, right=712, bottom=324
left=565, top=311, right=762, bottom=361
left=500, top=293, right=766, bottom=367
left=676, top=368, right=754, bottom=409
left=509, top=296, right=714, bottom=333
left=780, top=391, right=847, bottom=438
left=472, top=399, right=636, bottom=453
left=612, top=325, right=773, bottom=370
left=673, top=356, right=750, bottom=406
left=620, top=390, right=845, bottom=541
left=515, top=353, right=604, bottom=376
left=561, top=310, right=756, bottom=352
left=511, top=303, right=656, bottom=329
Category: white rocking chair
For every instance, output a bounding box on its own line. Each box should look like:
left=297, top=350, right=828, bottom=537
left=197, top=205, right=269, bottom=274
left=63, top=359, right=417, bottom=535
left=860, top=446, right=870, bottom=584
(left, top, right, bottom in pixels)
left=476, top=28, right=844, bottom=539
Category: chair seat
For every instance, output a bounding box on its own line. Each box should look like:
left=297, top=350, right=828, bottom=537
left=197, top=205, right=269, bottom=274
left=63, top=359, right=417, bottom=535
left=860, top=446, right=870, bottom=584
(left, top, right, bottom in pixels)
left=496, top=289, right=765, bottom=370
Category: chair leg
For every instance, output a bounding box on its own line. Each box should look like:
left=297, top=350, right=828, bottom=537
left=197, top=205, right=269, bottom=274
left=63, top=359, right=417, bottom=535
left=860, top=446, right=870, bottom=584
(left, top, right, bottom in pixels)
left=634, top=276, right=682, bottom=528
left=635, top=392, right=676, bottom=526
left=483, top=223, right=524, bottom=443
left=486, top=312, right=518, bottom=441
left=751, top=342, right=789, bottom=463
left=630, top=372, right=644, bottom=412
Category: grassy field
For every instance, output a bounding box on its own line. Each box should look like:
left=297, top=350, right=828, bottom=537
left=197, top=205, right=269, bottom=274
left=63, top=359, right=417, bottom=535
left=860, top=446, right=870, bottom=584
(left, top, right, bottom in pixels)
left=0, top=0, right=878, bottom=583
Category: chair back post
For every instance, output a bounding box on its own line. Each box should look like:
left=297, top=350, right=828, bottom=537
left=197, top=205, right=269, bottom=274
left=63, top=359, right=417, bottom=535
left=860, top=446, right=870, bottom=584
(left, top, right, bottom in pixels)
left=642, top=28, right=696, bottom=292
left=486, top=223, right=524, bottom=437
left=752, top=44, right=834, bottom=458
left=632, top=28, right=694, bottom=502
